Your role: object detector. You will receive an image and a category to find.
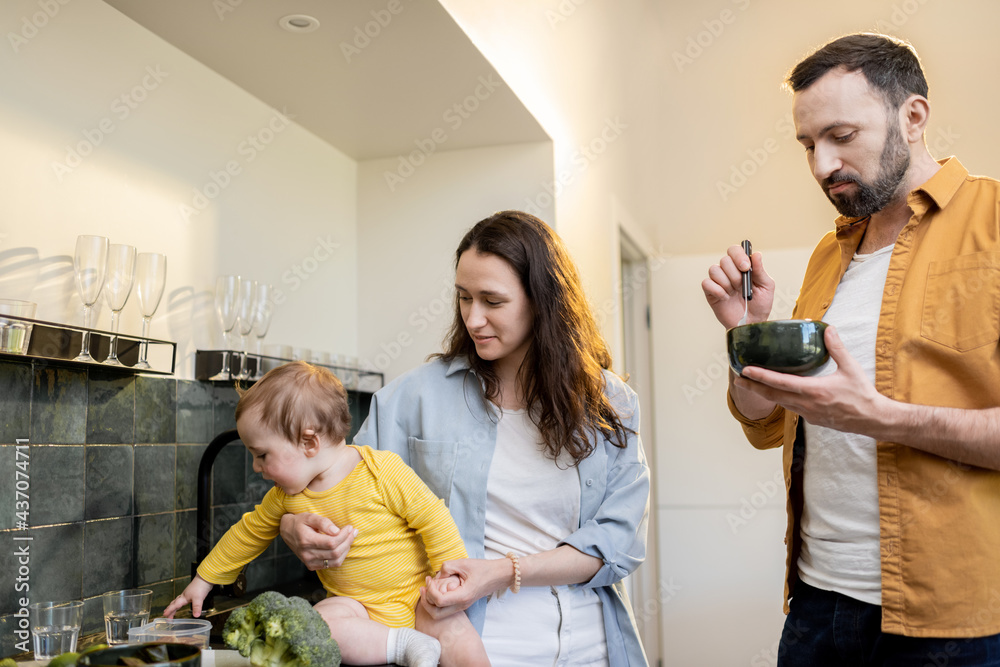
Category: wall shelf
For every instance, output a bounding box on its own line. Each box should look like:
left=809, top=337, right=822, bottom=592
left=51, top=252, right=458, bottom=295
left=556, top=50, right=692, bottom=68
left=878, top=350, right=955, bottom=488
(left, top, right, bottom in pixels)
left=0, top=315, right=176, bottom=375
left=194, top=349, right=383, bottom=390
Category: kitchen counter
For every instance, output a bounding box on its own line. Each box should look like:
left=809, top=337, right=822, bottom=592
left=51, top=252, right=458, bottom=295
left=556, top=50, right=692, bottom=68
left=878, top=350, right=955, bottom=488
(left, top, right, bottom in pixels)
left=14, top=649, right=396, bottom=666
left=14, top=649, right=248, bottom=666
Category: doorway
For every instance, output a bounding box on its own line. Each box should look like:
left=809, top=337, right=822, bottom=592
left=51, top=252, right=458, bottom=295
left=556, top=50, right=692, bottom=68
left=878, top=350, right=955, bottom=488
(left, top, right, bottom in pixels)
left=619, top=230, right=662, bottom=665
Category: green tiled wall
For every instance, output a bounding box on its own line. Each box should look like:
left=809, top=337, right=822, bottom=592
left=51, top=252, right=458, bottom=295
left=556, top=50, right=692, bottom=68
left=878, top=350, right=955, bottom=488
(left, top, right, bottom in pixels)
left=0, top=358, right=369, bottom=658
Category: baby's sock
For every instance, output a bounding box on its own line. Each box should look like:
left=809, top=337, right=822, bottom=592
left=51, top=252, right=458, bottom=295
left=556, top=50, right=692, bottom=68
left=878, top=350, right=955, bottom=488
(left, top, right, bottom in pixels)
left=386, top=626, right=442, bottom=667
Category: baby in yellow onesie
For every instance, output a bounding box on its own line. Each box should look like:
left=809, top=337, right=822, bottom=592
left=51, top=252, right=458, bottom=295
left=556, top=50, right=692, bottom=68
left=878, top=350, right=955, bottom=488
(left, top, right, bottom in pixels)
left=164, top=361, right=489, bottom=667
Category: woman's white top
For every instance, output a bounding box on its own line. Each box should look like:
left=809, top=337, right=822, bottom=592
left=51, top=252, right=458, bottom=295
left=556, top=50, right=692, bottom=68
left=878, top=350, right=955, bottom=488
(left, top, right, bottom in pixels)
left=482, top=408, right=608, bottom=666
left=484, top=408, right=581, bottom=558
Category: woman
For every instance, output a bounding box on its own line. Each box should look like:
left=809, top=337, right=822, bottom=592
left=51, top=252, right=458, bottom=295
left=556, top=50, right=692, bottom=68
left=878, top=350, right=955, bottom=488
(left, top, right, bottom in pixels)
left=281, top=210, right=649, bottom=666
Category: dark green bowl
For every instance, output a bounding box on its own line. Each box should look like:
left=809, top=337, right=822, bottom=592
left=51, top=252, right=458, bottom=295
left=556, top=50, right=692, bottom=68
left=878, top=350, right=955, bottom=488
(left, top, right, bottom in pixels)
left=727, top=319, right=829, bottom=376
left=78, top=642, right=200, bottom=666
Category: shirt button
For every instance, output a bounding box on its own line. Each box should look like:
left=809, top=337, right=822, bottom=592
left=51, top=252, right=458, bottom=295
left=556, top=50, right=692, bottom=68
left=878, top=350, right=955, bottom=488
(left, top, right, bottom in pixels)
left=586, top=479, right=594, bottom=486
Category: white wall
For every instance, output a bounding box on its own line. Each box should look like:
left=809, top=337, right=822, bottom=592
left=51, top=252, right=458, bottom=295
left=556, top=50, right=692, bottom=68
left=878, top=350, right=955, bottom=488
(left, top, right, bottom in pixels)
left=0, top=0, right=358, bottom=378
left=652, top=248, right=812, bottom=666
left=356, top=141, right=555, bottom=384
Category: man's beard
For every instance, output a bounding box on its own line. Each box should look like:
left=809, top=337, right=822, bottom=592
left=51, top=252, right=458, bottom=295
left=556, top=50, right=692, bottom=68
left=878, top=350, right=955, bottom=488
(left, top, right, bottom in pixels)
left=823, top=119, right=910, bottom=218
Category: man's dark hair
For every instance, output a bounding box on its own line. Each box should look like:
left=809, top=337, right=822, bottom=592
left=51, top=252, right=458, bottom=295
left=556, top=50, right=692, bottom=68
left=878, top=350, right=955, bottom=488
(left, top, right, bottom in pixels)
left=786, top=33, right=928, bottom=108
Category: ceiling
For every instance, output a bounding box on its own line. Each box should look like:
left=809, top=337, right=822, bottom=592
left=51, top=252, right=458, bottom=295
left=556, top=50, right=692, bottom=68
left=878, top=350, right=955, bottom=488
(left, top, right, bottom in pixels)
left=101, top=0, right=549, bottom=161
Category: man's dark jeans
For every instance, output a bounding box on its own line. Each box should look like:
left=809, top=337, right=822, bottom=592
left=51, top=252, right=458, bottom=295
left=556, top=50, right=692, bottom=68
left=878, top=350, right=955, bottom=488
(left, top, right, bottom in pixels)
left=777, top=581, right=1000, bottom=666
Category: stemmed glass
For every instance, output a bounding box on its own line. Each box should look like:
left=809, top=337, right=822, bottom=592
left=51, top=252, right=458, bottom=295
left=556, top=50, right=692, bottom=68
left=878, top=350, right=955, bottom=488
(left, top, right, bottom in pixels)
left=72, top=235, right=109, bottom=362
left=103, top=244, right=137, bottom=366
left=251, top=284, right=274, bottom=380
left=209, top=275, right=241, bottom=381
left=234, top=279, right=258, bottom=380
left=133, top=253, right=167, bottom=370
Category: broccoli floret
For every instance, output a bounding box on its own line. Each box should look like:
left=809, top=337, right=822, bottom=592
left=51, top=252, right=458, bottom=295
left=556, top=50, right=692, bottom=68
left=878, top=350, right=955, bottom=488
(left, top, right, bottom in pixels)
left=223, top=591, right=341, bottom=667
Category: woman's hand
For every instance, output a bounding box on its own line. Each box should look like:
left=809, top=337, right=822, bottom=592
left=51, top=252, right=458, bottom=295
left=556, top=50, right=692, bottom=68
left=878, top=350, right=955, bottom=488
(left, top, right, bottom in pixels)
left=419, top=558, right=513, bottom=620
left=278, top=513, right=357, bottom=571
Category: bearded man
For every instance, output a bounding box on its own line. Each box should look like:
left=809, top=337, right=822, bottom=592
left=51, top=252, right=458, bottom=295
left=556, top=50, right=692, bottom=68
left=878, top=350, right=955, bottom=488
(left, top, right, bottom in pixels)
left=703, top=33, right=1000, bottom=666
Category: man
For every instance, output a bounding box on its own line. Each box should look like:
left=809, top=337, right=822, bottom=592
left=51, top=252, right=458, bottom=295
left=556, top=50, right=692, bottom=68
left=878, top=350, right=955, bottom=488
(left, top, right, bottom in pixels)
left=703, top=33, right=1000, bottom=666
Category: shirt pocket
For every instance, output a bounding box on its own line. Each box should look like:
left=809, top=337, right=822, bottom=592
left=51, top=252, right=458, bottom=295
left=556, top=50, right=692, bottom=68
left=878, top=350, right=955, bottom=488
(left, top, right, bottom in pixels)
left=407, top=437, right=458, bottom=506
left=920, top=252, right=1000, bottom=351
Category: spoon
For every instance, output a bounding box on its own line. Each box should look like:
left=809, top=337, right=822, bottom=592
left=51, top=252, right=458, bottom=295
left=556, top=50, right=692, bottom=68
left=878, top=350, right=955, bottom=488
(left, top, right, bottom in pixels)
left=738, top=239, right=752, bottom=325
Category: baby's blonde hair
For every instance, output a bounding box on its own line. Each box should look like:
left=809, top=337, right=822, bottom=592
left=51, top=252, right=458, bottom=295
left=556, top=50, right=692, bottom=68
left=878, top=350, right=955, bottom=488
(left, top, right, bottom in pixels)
left=235, top=361, right=351, bottom=445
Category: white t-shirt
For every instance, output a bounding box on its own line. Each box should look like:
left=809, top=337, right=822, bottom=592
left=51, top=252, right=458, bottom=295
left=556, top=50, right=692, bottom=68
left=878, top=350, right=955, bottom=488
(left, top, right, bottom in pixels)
left=798, top=243, right=894, bottom=606
left=484, top=408, right=581, bottom=558
left=482, top=408, right=608, bottom=666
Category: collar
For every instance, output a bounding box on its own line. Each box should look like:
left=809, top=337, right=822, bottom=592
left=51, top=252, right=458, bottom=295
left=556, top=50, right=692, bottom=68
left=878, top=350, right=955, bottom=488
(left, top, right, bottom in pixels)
left=908, top=156, right=967, bottom=214
left=833, top=156, right=968, bottom=232
left=445, top=355, right=472, bottom=376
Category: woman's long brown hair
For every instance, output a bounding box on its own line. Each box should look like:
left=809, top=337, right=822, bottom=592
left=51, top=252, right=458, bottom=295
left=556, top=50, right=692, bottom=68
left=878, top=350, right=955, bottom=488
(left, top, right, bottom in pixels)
left=435, top=210, right=631, bottom=465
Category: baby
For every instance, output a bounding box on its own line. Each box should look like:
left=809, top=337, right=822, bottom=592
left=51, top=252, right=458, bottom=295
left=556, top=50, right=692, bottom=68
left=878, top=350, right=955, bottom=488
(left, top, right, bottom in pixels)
left=164, top=361, right=489, bottom=667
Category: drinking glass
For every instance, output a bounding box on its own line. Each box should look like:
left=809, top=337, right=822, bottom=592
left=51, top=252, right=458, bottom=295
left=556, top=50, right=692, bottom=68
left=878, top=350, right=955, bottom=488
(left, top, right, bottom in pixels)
left=234, top=279, right=257, bottom=380
left=0, top=298, right=37, bottom=355
left=30, top=600, right=84, bottom=660
left=102, top=589, right=152, bottom=645
left=133, top=253, right=167, bottom=370
left=102, top=244, right=137, bottom=366
left=72, top=235, right=109, bottom=362
left=251, top=283, right=274, bottom=380
left=209, top=275, right=241, bottom=381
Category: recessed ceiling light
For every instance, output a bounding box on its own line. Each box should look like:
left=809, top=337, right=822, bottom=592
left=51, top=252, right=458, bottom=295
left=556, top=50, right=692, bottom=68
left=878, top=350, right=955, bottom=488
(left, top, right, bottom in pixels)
left=279, top=14, right=320, bottom=33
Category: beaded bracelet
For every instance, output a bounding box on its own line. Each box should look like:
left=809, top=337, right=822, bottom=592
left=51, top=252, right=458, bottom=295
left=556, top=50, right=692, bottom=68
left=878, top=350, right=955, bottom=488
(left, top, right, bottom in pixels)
left=505, top=552, right=521, bottom=594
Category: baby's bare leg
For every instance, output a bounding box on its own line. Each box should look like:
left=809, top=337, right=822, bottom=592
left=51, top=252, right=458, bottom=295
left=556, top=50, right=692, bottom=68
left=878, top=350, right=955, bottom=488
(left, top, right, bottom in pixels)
left=316, top=596, right=441, bottom=667
left=416, top=600, right=491, bottom=667
left=313, top=596, right=389, bottom=665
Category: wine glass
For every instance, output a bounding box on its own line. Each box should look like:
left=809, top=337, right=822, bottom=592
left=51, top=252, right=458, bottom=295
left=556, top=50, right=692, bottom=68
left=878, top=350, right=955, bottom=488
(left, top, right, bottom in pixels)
left=103, top=244, right=137, bottom=366
left=251, top=283, right=274, bottom=380
left=209, top=275, right=241, bottom=381
left=72, top=235, right=109, bottom=362
left=234, top=279, right=257, bottom=380
left=134, top=253, right=167, bottom=370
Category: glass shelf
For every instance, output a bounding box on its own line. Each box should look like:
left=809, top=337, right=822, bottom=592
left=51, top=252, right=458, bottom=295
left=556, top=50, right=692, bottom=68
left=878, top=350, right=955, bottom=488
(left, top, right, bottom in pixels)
left=0, top=315, right=176, bottom=375
left=194, top=349, right=383, bottom=391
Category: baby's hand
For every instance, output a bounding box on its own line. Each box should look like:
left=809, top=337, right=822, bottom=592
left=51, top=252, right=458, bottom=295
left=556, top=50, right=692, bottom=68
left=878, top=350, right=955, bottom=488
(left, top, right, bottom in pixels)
left=429, top=573, right=462, bottom=594
left=163, top=575, right=214, bottom=619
